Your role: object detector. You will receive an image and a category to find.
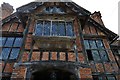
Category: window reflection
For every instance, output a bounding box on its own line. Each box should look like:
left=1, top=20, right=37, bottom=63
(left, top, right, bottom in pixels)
left=35, top=21, right=74, bottom=37
left=45, top=6, right=65, bottom=13
left=0, top=37, right=23, bottom=60
left=84, top=40, right=109, bottom=62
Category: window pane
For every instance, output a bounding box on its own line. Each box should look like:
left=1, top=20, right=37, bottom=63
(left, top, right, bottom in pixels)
left=52, top=21, right=58, bottom=36
left=44, top=21, right=51, bottom=36
left=4, top=38, right=15, bottom=47
left=92, top=50, right=101, bottom=61
left=58, top=22, right=65, bottom=36
left=0, top=48, right=11, bottom=60
left=35, top=21, right=43, bottom=36
left=66, top=22, right=73, bottom=36
left=96, top=40, right=104, bottom=49
left=99, top=50, right=109, bottom=61
left=9, top=48, right=20, bottom=59
left=86, top=50, right=93, bottom=61
left=0, top=37, right=6, bottom=46
left=52, top=6, right=57, bottom=13
left=84, top=40, right=90, bottom=49
left=89, top=40, right=97, bottom=49
left=13, top=38, right=23, bottom=47
left=45, top=7, right=50, bottom=12
left=107, top=76, right=116, bottom=80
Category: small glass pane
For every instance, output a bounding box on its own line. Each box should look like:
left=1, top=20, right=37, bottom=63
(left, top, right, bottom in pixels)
left=107, top=76, right=116, bottom=80
left=99, top=50, right=109, bottom=61
left=45, top=7, right=50, bottom=12
left=9, top=48, right=20, bottom=59
left=14, top=38, right=23, bottom=47
left=66, top=22, right=73, bottom=36
left=58, top=22, right=65, bottom=36
left=44, top=21, right=51, bottom=36
left=0, top=37, right=6, bottom=46
left=4, top=38, right=15, bottom=47
left=96, top=40, right=104, bottom=49
left=0, top=48, right=11, bottom=60
left=52, top=21, right=58, bottom=36
left=84, top=40, right=90, bottom=49
left=35, top=21, right=43, bottom=36
left=52, top=6, right=57, bottom=13
left=92, top=50, right=101, bottom=61
left=49, top=7, right=53, bottom=13
left=89, top=40, right=97, bottom=49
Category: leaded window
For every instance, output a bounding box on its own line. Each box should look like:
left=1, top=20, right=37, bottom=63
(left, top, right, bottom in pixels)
left=35, top=21, right=74, bottom=37
left=44, top=6, right=65, bottom=13
left=84, top=39, right=109, bottom=62
left=0, top=37, right=23, bottom=61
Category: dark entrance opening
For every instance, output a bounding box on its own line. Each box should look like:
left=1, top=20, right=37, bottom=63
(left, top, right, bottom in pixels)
left=32, top=68, right=76, bottom=80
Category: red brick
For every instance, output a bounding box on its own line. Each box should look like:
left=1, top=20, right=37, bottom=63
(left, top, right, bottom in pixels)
left=104, top=63, right=113, bottom=73
left=42, top=52, right=49, bottom=60
left=68, top=52, right=76, bottom=61
left=51, top=52, right=57, bottom=60
left=89, top=62, right=97, bottom=72
left=78, top=53, right=85, bottom=63
left=60, top=52, right=66, bottom=61
left=22, top=52, right=29, bottom=62
left=80, top=68, right=92, bottom=75
left=112, top=63, right=119, bottom=72
left=4, top=63, right=14, bottom=73
left=31, top=52, right=40, bottom=61
left=95, top=63, right=104, bottom=73
left=25, top=42, right=31, bottom=49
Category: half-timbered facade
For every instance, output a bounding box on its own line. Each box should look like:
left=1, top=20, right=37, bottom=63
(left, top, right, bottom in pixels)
left=1, top=1, right=120, bottom=80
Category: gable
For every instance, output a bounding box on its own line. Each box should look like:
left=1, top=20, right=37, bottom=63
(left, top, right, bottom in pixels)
left=82, top=18, right=118, bottom=43
left=16, top=2, right=91, bottom=16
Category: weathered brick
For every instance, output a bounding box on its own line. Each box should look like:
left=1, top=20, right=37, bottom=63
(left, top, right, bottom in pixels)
left=95, top=63, right=104, bottom=73
left=104, top=63, right=113, bottom=73
left=25, top=42, right=31, bottom=49
left=11, top=66, right=26, bottom=79
left=80, top=75, right=93, bottom=80
left=68, top=52, right=76, bottom=61
left=60, top=52, right=66, bottom=61
left=80, top=68, right=92, bottom=75
left=42, top=52, right=49, bottom=60
left=21, top=52, right=29, bottom=62
left=31, top=52, right=40, bottom=61
left=51, top=52, right=57, bottom=60
left=89, top=62, right=97, bottom=72
left=4, top=63, right=14, bottom=73
left=78, top=53, right=85, bottom=63
left=112, top=63, right=119, bottom=73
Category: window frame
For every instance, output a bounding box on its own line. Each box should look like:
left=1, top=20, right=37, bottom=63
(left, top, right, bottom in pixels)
left=84, top=39, right=109, bottom=62
left=0, top=37, right=23, bottom=61
left=34, top=20, right=74, bottom=37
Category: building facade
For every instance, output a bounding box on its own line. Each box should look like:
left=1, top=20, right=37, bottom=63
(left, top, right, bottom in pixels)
left=1, top=1, right=120, bottom=80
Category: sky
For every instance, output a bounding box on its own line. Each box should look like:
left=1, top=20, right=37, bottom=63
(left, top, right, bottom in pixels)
left=0, top=0, right=119, bottom=36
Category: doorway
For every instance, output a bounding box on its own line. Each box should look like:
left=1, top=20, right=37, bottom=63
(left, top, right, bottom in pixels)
left=32, top=68, right=77, bottom=80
